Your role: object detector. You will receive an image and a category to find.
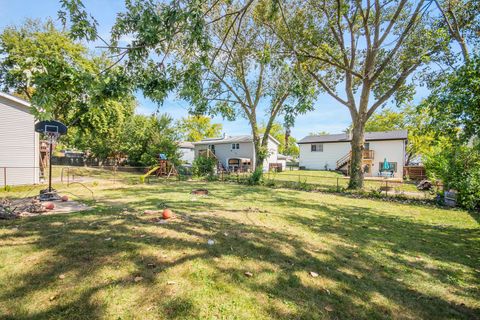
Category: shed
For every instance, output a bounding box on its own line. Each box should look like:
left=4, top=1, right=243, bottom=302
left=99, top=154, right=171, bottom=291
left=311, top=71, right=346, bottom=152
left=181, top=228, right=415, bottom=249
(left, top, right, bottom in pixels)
left=0, top=92, right=39, bottom=186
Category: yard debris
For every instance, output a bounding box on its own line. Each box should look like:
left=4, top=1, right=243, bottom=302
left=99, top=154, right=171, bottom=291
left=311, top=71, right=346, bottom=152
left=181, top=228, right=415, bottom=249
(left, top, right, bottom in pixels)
left=417, top=179, right=433, bottom=191
left=49, top=295, right=58, bottom=301
left=134, top=276, right=144, bottom=282
left=324, top=306, right=334, bottom=312
left=207, top=239, right=215, bottom=245
left=309, top=271, right=319, bottom=278
left=105, top=237, right=112, bottom=241
left=144, top=210, right=160, bottom=215
left=244, top=272, right=253, bottom=277
left=167, top=281, right=176, bottom=285
left=58, top=274, right=66, bottom=280
left=147, top=263, right=156, bottom=268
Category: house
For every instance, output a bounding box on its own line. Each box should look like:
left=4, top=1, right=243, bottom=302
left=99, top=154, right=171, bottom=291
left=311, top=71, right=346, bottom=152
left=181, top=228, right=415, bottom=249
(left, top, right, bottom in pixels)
left=298, top=130, right=408, bottom=178
left=178, top=141, right=195, bottom=164
left=0, top=92, right=40, bottom=186
left=193, top=134, right=281, bottom=172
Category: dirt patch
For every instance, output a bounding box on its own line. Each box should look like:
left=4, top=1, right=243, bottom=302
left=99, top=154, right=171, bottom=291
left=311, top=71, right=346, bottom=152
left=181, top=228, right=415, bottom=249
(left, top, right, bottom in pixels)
left=0, top=197, right=92, bottom=218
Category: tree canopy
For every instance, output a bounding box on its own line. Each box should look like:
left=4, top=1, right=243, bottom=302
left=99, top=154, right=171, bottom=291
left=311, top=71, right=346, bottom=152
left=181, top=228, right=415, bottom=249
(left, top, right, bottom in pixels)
left=177, top=115, right=222, bottom=142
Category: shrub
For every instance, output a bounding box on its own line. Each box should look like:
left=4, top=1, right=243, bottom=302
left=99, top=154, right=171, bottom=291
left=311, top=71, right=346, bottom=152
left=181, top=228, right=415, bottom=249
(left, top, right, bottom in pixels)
left=248, top=168, right=264, bottom=185
left=424, top=142, right=480, bottom=210
left=192, top=156, right=216, bottom=177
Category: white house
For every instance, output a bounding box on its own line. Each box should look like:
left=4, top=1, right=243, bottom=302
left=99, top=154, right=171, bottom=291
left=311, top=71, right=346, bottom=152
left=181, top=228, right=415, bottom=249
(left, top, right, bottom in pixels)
left=298, top=130, right=408, bottom=178
left=193, top=134, right=281, bottom=172
left=0, top=92, right=40, bottom=186
left=178, top=141, right=195, bottom=164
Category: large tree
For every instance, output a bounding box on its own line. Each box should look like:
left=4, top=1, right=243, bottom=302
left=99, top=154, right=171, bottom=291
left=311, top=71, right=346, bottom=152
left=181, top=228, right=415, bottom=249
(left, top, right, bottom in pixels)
left=60, top=1, right=314, bottom=177
left=178, top=2, right=315, bottom=175
left=271, top=0, right=449, bottom=188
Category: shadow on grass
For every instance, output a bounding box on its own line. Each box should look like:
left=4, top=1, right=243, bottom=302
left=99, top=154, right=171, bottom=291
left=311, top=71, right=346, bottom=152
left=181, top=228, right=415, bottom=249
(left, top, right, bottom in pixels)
left=0, top=182, right=478, bottom=319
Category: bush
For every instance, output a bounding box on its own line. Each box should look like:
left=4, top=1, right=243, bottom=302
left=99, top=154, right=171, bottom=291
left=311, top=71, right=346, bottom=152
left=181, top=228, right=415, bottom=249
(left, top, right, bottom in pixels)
left=192, top=156, right=216, bottom=177
left=425, top=142, right=480, bottom=210
left=248, top=168, right=263, bottom=185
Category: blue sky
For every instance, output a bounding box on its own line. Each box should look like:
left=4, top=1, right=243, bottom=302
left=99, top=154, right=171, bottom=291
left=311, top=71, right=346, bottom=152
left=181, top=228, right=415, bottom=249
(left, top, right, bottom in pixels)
left=0, top=0, right=430, bottom=139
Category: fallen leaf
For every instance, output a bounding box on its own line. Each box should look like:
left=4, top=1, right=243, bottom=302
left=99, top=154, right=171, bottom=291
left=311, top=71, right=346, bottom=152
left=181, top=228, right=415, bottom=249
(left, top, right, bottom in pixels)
left=309, top=271, right=319, bottom=278
left=134, top=276, right=143, bottom=282
left=244, top=271, right=253, bottom=277
left=324, top=306, right=334, bottom=312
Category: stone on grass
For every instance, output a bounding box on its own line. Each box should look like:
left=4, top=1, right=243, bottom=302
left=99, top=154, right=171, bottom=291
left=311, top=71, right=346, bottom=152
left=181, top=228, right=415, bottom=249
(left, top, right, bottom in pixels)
left=309, top=271, right=319, bottom=277
left=244, top=271, right=253, bottom=277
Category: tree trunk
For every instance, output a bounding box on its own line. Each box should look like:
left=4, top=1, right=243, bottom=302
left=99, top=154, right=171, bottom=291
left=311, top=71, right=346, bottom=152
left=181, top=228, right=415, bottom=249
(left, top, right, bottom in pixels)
left=348, top=118, right=366, bottom=189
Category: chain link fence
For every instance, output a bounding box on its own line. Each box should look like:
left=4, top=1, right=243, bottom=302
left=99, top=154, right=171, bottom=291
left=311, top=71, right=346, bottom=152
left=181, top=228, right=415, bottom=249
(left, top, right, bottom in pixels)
left=1, top=165, right=440, bottom=201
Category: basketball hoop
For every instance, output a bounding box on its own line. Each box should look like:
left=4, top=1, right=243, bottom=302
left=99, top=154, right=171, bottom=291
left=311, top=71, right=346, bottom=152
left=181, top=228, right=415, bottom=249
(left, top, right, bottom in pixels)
left=35, top=120, right=68, bottom=201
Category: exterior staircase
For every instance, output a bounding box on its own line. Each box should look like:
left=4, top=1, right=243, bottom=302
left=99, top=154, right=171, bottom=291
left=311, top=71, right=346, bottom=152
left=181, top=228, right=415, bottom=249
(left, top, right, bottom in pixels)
left=335, top=150, right=375, bottom=175
left=199, top=149, right=227, bottom=173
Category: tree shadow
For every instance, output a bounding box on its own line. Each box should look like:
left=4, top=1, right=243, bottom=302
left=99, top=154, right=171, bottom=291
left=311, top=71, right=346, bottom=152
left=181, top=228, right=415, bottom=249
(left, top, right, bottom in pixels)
left=0, top=182, right=478, bottom=319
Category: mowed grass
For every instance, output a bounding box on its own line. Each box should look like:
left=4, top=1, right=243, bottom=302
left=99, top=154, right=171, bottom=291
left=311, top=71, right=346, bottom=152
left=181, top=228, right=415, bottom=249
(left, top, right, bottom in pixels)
left=0, top=180, right=479, bottom=319
left=268, top=170, right=421, bottom=194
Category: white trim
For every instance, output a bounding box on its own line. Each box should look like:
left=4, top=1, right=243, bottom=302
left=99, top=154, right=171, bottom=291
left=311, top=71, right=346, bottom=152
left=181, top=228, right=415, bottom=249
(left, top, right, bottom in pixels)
left=0, top=92, right=31, bottom=108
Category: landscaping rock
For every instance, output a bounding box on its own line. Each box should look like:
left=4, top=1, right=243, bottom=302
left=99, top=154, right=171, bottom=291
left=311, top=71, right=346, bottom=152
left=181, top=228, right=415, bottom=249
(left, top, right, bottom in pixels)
left=309, top=271, right=319, bottom=278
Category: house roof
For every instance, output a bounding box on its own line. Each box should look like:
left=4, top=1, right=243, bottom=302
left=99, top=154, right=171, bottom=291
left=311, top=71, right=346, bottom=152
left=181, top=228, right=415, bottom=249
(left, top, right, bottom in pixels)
left=0, top=92, right=31, bottom=109
left=194, top=134, right=280, bottom=146
left=178, top=141, right=195, bottom=149
left=298, top=130, right=408, bottom=144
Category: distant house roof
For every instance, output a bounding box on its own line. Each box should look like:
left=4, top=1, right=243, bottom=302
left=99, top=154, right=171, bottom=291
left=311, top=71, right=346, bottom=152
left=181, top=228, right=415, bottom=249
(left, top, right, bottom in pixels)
left=178, top=141, right=195, bottom=149
left=298, top=130, right=408, bottom=144
left=194, top=134, right=280, bottom=146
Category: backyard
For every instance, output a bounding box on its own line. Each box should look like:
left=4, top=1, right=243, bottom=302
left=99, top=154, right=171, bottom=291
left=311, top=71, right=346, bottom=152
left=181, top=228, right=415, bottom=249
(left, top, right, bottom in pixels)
left=0, top=176, right=479, bottom=319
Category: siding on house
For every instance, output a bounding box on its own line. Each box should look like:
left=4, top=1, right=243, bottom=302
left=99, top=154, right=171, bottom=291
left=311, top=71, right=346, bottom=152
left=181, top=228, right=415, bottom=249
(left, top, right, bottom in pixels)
left=299, top=131, right=407, bottom=178
left=194, top=141, right=255, bottom=169
left=0, top=93, right=39, bottom=186
left=193, top=135, right=280, bottom=172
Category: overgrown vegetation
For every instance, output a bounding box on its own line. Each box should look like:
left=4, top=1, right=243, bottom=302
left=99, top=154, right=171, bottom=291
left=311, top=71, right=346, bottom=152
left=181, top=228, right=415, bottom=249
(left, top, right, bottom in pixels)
left=192, top=156, right=216, bottom=177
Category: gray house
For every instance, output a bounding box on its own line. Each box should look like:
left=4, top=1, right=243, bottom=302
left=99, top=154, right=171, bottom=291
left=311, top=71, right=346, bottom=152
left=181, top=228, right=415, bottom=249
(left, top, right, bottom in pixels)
left=0, top=92, right=40, bottom=186
left=178, top=141, right=195, bottom=164
left=193, top=135, right=281, bottom=172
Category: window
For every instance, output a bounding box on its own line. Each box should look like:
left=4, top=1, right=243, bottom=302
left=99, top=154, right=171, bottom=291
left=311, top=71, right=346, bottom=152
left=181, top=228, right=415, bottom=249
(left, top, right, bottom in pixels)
left=231, top=143, right=240, bottom=150
left=379, top=162, right=397, bottom=172
left=364, top=143, right=370, bottom=150
left=311, top=143, right=323, bottom=152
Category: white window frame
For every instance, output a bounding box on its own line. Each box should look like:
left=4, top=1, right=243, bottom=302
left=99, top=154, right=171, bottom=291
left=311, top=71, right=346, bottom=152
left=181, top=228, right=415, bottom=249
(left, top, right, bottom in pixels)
left=231, top=143, right=240, bottom=150
left=311, top=143, right=323, bottom=152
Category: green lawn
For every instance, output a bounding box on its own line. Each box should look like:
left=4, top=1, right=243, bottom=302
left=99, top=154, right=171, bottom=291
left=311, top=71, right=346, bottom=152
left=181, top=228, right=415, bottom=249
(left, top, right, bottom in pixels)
left=0, top=179, right=479, bottom=319
left=267, top=170, right=423, bottom=195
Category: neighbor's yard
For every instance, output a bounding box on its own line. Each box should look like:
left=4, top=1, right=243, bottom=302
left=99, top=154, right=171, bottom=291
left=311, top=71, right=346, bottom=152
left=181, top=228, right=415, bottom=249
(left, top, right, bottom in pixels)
left=0, top=178, right=478, bottom=319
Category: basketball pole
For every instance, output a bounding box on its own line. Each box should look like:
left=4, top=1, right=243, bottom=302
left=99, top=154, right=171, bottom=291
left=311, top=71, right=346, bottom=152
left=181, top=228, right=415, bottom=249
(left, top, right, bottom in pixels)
left=48, top=138, right=53, bottom=193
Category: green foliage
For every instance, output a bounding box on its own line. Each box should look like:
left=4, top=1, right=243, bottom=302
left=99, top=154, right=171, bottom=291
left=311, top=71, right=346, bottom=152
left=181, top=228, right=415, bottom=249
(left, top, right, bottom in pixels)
left=192, top=156, right=216, bottom=177
left=424, top=141, right=480, bottom=210
left=177, top=115, right=222, bottom=142
left=248, top=168, right=264, bottom=185
left=421, top=55, right=480, bottom=142
left=121, top=114, right=181, bottom=167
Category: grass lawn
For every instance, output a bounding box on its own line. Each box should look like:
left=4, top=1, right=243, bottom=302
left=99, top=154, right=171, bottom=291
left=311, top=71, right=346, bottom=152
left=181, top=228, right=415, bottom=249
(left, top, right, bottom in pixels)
left=0, top=179, right=479, bottom=319
left=268, top=170, right=422, bottom=194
